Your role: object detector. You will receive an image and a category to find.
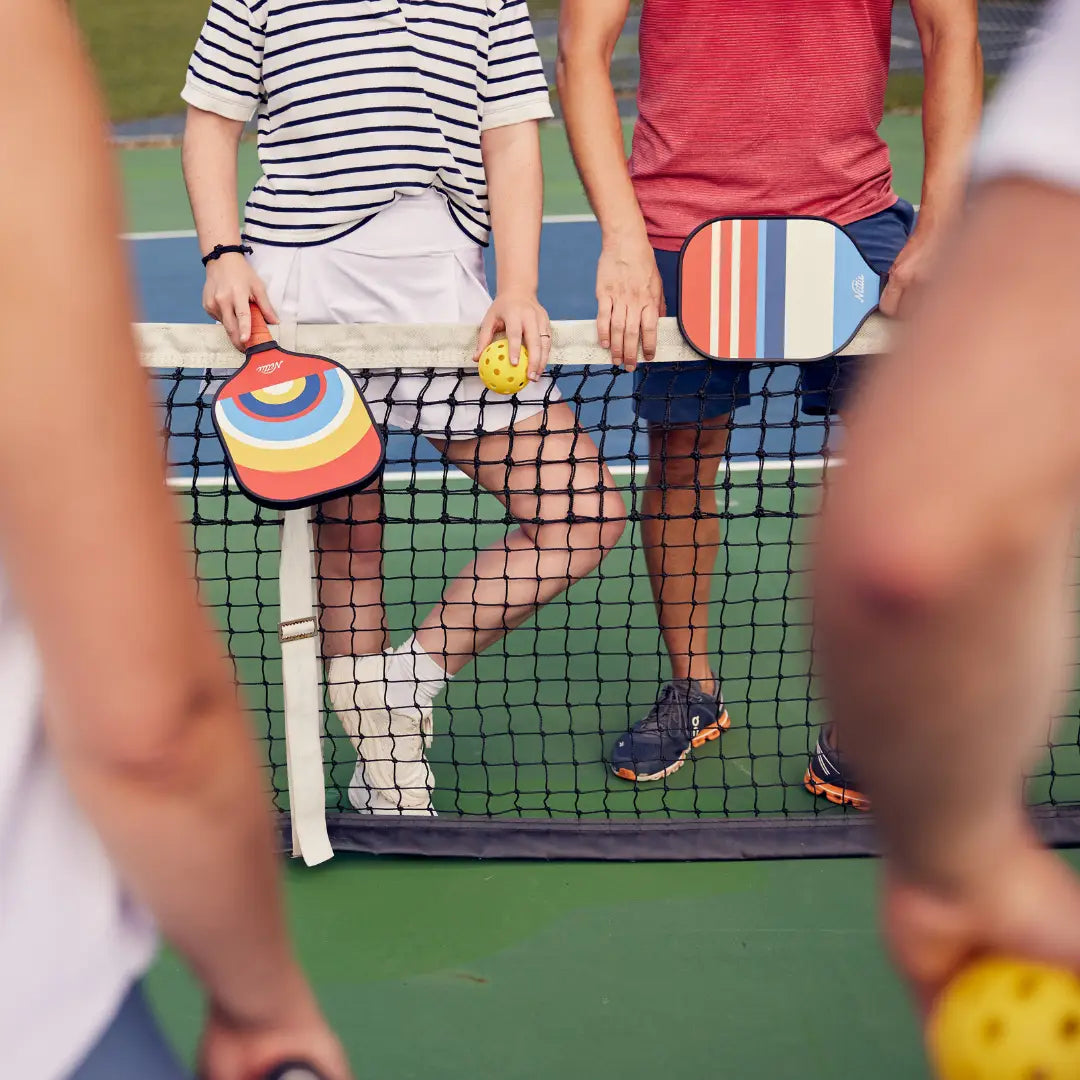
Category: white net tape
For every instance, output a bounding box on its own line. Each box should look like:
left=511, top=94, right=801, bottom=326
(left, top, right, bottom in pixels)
left=136, top=314, right=890, bottom=370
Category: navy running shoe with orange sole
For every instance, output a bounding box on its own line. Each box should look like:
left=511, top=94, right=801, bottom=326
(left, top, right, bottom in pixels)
left=610, top=679, right=730, bottom=782
left=804, top=727, right=870, bottom=810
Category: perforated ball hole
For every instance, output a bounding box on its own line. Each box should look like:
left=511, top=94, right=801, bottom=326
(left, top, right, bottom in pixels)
left=1062, top=1014, right=1080, bottom=1041
left=1017, top=974, right=1041, bottom=1000
left=983, top=1018, right=1004, bottom=1043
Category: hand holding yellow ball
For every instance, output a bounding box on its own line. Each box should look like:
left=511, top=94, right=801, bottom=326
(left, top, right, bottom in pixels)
left=477, top=337, right=530, bottom=396
left=930, top=957, right=1080, bottom=1078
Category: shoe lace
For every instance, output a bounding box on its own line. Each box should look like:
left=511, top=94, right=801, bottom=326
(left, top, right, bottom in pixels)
left=638, top=682, right=690, bottom=736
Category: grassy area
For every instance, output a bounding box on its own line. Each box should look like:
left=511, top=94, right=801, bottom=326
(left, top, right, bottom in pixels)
left=76, top=0, right=587, bottom=122
left=75, top=0, right=208, bottom=122
left=78, top=0, right=958, bottom=124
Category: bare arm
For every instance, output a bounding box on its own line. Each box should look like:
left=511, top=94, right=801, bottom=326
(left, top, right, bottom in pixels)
left=477, top=120, right=552, bottom=379
left=182, top=105, right=276, bottom=347
left=0, top=5, right=343, bottom=1075
left=556, top=0, right=638, bottom=247
left=816, top=178, right=1080, bottom=1009
left=882, top=0, right=983, bottom=316
left=557, top=0, right=661, bottom=366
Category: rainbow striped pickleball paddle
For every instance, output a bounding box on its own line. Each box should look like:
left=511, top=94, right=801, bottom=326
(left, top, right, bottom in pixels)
left=678, top=216, right=886, bottom=362
left=212, top=304, right=384, bottom=510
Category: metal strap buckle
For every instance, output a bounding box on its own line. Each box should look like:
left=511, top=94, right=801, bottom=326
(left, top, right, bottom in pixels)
left=279, top=616, right=317, bottom=644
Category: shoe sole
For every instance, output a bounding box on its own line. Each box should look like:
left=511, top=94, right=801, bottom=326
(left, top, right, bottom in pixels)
left=803, top=766, right=871, bottom=812
left=612, top=709, right=731, bottom=782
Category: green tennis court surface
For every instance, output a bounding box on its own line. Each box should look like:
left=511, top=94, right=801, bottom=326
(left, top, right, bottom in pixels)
left=146, top=849, right=1080, bottom=1080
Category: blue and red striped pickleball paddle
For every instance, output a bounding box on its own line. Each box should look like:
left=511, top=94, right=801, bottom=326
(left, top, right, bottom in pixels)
left=212, top=304, right=384, bottom=510
left=678, top=216, right=886, bottom=362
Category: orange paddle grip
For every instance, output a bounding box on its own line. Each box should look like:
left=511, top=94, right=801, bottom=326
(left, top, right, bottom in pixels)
left=248, top=301, right=274, bottom=347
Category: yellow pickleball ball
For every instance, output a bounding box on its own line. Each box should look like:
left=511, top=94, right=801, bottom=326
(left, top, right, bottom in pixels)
left=930, top=958, right=1080, bottom=1079
left=478, top=338, right=529, bottom=395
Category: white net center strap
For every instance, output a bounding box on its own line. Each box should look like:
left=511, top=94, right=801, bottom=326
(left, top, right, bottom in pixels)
left=136, top=315, right=890, bottom=371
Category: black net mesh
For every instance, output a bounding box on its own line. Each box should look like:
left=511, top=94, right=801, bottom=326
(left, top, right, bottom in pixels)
left=150, top=344, right=1080, bottom=858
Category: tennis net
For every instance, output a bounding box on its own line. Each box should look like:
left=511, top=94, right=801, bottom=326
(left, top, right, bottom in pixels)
left=141, top=315, right=1080, bottom=861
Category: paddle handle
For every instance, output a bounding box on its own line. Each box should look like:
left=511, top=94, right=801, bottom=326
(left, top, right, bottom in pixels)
left=260, top=1063, right=328, bottom=1080
left=248, top=300, right=274, bottom=347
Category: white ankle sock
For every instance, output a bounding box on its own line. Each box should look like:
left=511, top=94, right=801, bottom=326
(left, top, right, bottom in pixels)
left=326, top=654, right=360, bottom=701
left=383, top=634, right=449, bottom=716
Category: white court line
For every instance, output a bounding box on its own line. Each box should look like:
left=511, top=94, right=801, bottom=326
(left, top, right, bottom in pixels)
left=167, top=456, right=836, bottom=491
left=124, top=214, right=599, bottom=242
left=125, top=229, right=198, bottom=241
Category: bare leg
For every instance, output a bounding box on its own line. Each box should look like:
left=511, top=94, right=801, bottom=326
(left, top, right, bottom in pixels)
left=640, top=416, right=731, bottom=695
left=415, top=402, right=627, bottom=674
left=314, top=489, right=386, bottom=659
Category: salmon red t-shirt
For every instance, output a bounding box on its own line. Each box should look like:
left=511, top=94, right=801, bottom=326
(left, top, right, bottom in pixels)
left=630, top=0, right=898, bottom=251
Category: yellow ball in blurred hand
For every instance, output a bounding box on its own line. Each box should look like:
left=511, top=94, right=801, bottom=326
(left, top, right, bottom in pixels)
left=930, top=957, right=1080, bottom=1078
left=478, top=338, right=529, bottom=396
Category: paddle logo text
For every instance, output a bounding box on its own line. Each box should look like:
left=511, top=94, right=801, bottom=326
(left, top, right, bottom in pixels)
left=851, top=274, right=866, bottom=304
left=256, top=360, right=285, bottom=376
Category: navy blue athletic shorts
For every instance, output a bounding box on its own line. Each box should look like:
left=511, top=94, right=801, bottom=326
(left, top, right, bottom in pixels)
left=635, top=198, right=916, bottom=423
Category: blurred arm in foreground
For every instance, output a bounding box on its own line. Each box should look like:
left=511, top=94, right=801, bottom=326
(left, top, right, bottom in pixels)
left=0, top=4, right=348, bottom=1078
left=813, top=0, right=1080, bottom=1016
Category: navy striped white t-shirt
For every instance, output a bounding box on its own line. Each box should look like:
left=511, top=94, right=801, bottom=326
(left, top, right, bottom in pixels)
left=182, top=0, right=553, bottom=247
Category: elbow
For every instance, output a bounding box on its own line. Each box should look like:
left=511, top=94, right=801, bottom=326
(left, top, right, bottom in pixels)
left=554, top=45, right=575, bottom=99
left=920, top=17, right=983, bottom=72
left=812, top=495, right=966, bottom=643
left=555, top=52, right=568, bottom=97
left=814, top=500, right=1041, bottom=646
left=815, top=535, right=957, bottom=639
left=555, top=37, right=615, bottom=97
left=53, top=675, right=246, bottom=794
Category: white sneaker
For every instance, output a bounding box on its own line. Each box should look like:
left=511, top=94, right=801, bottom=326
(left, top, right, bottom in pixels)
left=327, top=654, right=436, bottom=815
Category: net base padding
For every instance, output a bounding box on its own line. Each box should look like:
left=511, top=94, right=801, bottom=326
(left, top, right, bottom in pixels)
left=277, top=807, right=1080, bottom=862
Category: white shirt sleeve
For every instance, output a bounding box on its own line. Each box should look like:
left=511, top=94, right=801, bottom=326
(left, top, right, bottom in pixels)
left=181, top=0, right=265, bottom=123
left=973, top=0, right=1080, bottom=191
left=480, top=0, right=555, bottom=131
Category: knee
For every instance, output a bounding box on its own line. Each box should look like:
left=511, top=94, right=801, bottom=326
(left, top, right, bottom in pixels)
left=589, top=504, right=628, bottom=565
left=318, top=518, right=382, bottom=556
left=573, top=490, right=627, bottom=574
left=316, top=522, right=383, bottom=590
left=531, top=484, right=627, bottom=573
left=648, top=425, right=728, bottom=489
